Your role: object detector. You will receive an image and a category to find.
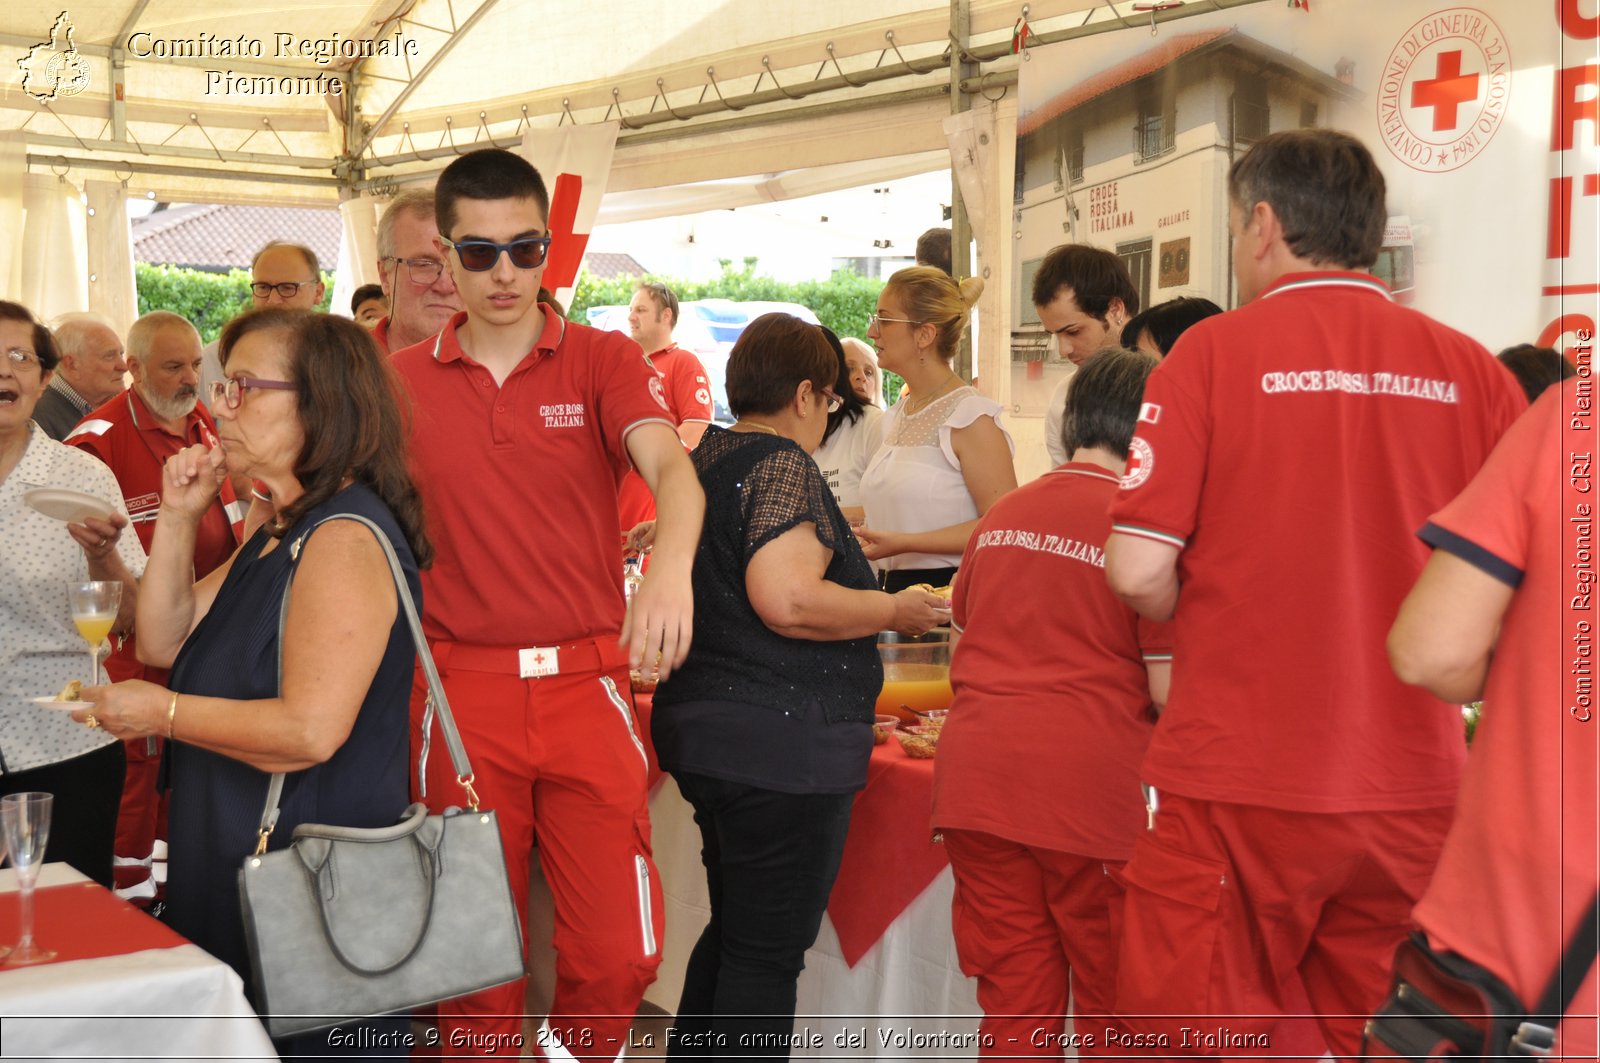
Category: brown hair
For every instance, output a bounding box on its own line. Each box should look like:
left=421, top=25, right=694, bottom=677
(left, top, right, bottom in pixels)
left=0, top=300, right=60, bottom=371
left=881, top=266, right=984, bottom=361
left=218, top=309, right=432, bottom=566
left=725, top=313, right=837, bottom=418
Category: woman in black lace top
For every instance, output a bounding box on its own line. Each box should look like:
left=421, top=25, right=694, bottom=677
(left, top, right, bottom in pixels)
left=653, top=313, right=948, bottom=1059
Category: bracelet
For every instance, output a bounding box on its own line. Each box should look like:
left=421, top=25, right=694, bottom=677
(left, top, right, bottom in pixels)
left=166, top=691, right=179, bottom=740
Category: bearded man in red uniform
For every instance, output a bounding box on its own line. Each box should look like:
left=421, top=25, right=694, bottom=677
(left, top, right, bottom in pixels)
left=391, top=148, right=703, bottom=1061
left=66, top=310, right=243, bottom=901
left=1103, top=129, right=1526, bottom=1057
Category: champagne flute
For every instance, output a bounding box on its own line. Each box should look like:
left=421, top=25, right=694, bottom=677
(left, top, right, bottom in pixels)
left=1, top=792, right=56, bottom=965
left=67, top=581, right=121, bottom=688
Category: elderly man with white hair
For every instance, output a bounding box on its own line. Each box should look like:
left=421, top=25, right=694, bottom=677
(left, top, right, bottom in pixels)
left=65, top=310, right=244, bottom=901
left=32, top=313, right=127, bottom=439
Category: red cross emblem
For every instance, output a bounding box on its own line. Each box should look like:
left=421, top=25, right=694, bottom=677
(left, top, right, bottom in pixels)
left=1411, top=50, right=1480, bottom=132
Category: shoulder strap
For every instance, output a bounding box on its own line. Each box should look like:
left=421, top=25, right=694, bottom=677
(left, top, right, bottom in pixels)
left=1532, top=891, right=1600, bottom=1023
left=252, top=513, right=475, bottom=854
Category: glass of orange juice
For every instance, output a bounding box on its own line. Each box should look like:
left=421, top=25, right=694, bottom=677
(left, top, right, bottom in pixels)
left=67, top=581, right=121, bottom=686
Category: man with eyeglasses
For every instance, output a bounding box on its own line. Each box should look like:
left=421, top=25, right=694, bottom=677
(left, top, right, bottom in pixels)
left=617, top=281, right=714, bottom=534
left=373, top=187, right=462, bottom=354
left=65, top=311, right=244, bottom=905
left=391, top=148, right=704, bottom=1062
left=32, top=313, right=127, bottom=441
left=199, top=242, right=325, bottom=410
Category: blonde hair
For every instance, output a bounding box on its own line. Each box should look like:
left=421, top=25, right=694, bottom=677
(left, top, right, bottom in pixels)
left=882, top=266, right=984, bottom=360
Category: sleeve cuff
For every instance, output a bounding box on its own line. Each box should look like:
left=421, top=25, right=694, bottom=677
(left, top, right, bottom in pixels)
left=1418, top=521, right=1523, bottom=588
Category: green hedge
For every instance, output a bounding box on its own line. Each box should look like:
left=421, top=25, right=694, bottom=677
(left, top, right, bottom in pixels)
left=135, top=263, right=335, bottom=344
left=569, top=258, right=902, bottom=402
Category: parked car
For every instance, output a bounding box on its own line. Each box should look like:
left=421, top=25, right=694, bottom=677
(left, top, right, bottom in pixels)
left=585, top=299, right=823, bottom=425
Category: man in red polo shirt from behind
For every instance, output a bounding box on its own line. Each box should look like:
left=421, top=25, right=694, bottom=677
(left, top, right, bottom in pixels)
left=1103, top=129, right=1526, bottom=1056
left=66, top=310, right=243, bottom=901
left=391, top=147, right=704, bottom=1061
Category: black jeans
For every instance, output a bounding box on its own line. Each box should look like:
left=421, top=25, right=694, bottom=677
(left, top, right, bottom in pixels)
left=668, top=771, right=854, bottom=1061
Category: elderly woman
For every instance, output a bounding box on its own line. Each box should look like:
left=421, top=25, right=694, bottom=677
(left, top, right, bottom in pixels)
left=80, top=309, right=430, bottom=1057
left=652, top=313, right=947, bottom=1058
left=810, top=329, right=884, bottom=525
left=0, top=300, right=143, bottom=887
left=857, top=268, right=1016, bottom=592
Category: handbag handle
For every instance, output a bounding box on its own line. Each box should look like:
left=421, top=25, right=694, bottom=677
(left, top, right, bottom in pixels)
left=251, top=513, right=478, bottom=854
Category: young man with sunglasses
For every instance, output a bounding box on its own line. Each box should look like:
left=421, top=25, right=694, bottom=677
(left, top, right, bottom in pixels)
left=391, top=148, right=704, bottom=1062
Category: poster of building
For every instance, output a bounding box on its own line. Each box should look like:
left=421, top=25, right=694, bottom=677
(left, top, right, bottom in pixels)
left=1012, top=2, right=1596, bottom=416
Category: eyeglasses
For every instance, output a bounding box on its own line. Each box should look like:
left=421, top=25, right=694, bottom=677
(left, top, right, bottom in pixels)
left=385, top=256, right=446, bottom=285
left=820, top=386, right=843, bottom=414
left=868, top=313, right=923, bottom=330
left=251, top=281, right=317, bottom=300
left=445, top=236, right=552, bottom=272
left=3, top=348, right=41, bottom=371
left=209, top=377, right=297, bottom=409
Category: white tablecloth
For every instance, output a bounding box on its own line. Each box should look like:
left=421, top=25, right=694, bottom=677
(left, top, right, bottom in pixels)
left=640, top=778, right=983, bottom=1058
left=0, top=864, right=277, bottom=1061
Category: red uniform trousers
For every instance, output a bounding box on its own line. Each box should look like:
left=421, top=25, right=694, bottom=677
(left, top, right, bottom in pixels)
left=1113, top=791, right=1454, bottom=1060
left=944, top=829, right=1131, bottom=1058
left=108, top=652, right=167, bottom=897
left=410, top=639, right=663, bottom=1062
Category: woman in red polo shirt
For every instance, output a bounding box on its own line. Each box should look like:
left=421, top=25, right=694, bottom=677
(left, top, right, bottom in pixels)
left=933, top=348, right=1169, bottom=1058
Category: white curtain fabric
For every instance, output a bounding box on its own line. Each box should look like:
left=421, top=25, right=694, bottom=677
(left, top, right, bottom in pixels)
left=0, top=133, right=27, bottom=308
left=332, top=194, right=386, bottom=324
left=84, top=180, right=138, bottom=337
left=17, top=172, right=88, bottom=323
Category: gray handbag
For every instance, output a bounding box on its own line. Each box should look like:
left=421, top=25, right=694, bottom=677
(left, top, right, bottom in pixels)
left=236, top=514, right=525, bottom=1039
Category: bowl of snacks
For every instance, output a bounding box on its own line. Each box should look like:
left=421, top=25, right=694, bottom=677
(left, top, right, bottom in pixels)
left=894, top=728, right=939, bottom=759
left=872, top=715, right=899, bottom=745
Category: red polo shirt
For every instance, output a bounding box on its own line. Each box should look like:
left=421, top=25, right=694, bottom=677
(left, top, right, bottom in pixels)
left=393, top=310, right=675, bottom=645
left=371, top=316, right=392, bottom=355
left=1108, top=272, right=1526, bottom=813
left=1411, top=383, right=1597, bottom=1047
left=66, top=388, right=243, bottom=681
left=935, top=463, right=1171, bottom=860
left=617, top=344, right=715, bottom=532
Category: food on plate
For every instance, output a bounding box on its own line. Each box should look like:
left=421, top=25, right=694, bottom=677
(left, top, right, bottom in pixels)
left=909, top=583, right=954, bottom=601
left=56, top=679, right=82, bottom=702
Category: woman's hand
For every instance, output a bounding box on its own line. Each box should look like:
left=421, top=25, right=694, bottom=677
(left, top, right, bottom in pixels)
left=67, top=512, right=129, bottom=564
left=161, top=443, right=227, bottom=522
left=74, top=679, right=168, bottom=741
left=888, top=587, right=951, bottom=636
left=854, top=525, right=902, bottom=561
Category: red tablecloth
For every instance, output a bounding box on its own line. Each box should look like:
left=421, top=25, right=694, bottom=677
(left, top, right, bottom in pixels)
left=826, top=742, right=948, bottom=967
left=0, top=881, right=185, bottom=967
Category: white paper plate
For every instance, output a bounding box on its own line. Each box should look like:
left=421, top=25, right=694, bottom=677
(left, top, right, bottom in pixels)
left=22, top=488, right=115, bottom=524
left=29, top=697, right=92, bottom=710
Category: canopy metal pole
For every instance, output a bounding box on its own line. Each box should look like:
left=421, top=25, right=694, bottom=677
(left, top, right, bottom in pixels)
left=950, top=0, right=975, bottom=380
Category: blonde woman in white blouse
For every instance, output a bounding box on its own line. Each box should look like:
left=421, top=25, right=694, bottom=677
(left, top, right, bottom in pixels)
left=0, top=300, right=144, bottom=887
left=856, top=268, right=1017, bottom=592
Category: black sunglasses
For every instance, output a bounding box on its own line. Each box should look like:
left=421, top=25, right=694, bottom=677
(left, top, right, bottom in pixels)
left=445, top=236, right=552, bottom=272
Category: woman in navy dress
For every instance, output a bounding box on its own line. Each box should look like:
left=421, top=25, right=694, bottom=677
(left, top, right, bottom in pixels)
left=80, top=309, right=432, bottom=1057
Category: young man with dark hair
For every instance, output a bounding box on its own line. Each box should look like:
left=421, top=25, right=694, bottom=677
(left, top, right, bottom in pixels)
left=1033, top=244, right=1141, bottom=467
left=915, top=226, right=953, bottom=276
left=1104, top=128, right=1526, bottom=1055
left=391, top=147, right=704, bottom=1061
left=618, top=282, right=714, bottom=532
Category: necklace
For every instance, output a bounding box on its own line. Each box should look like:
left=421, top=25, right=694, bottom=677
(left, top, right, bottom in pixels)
left=903, top=373, right=962, bottom=416
left=731, top=420, right=780, bottom=435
